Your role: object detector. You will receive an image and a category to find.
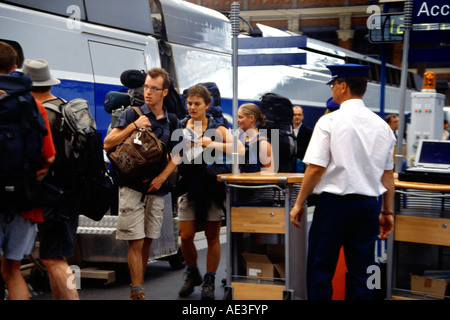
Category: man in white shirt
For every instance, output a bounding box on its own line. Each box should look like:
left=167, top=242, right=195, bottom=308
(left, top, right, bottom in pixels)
left=290, top=64, right=395, bottom=300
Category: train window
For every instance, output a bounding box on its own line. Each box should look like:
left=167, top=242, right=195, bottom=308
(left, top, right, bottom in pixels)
left=88, top=41, right=147, bottom=81
left=3, top=0, right=86, bottom=18
left=393, top=69, right=401, bottom=87
left=85, top=0, right=154, bottom=35
left=407, top=72, right=416, bottom=90
left=386, top=68, right=394, bottom=86
left=369, top=62, right=380, bottom=83
left=0, top=40, right=25, bottom=68
left=411, top=73, right=418, bottom=90
left=346, top=57, right=360, bottom=65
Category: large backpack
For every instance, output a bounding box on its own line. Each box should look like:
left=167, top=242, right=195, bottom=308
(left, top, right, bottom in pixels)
left=44, top=98, right=115, bottom=221
left=164, top=78, right=187, bottom=120
left=43, top=98, right=96, bottom=182
left=181, top=82, right=229, bottom=127
left=259, top=92, right=297, bottom=173
left=0, top=72, right=47, bottom=214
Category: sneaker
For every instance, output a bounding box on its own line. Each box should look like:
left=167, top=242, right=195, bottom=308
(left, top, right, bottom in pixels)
left=201, top=273, right=215, bottom=300
left=129, top=284, right=145, bottom=300
left=179, top=268, right=203, bottom=297
left=130, top=291, right=145, bottom=300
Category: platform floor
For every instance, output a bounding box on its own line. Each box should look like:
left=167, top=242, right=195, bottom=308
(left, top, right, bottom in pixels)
left=28, top=228, right=228, bottom=300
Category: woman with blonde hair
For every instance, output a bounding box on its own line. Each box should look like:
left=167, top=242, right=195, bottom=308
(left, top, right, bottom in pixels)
left=237, top=103, right=274, bottom=173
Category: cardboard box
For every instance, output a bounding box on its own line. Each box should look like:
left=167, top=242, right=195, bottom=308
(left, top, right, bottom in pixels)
left=242, top=244, right=285, bottom=281
left=411, top=272, right=450, bottom=299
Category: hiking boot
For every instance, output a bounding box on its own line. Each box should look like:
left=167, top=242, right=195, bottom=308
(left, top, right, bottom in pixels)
left=179, top=268, right=203, bottom=297
left=201, top=273, right=215, bottom=300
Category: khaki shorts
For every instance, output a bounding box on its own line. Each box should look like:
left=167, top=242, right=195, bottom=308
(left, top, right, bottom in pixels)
left=116, top=186, right=165, bottom=241
left=177, top=193, right=224, bottom=222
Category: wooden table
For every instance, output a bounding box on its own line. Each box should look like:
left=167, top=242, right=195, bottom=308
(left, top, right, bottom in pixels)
left=394, top=179, right=450, bottom=192
left=217, top=172, right=304, bottom=184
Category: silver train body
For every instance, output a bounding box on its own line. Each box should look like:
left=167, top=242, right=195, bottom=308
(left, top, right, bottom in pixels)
left=0, top=0, right=421, bottom=265
left=1, top=0, right=420, bottom=138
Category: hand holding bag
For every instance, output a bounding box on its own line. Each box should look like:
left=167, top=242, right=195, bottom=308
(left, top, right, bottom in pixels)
left=108, top=107, right=165, bottom=179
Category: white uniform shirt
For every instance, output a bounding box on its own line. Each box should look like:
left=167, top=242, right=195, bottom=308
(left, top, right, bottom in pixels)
left=303, top=99, right=396, bottom=197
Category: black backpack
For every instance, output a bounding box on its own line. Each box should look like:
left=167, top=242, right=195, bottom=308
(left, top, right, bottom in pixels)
left=43, top=98, right=115, bottom=221
left=259, top=93, right=297, bottom=173
left=0, top=72, right=47, bottom=214
left=164, top=78, right=187, bottom=120
left=181, top=82, right=229, bottom=127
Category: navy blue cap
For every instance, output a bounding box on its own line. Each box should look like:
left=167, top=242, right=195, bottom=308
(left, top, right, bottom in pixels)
left=326, top=63, right=372, bottom=84
left=326, top=97, right=340, bottom=111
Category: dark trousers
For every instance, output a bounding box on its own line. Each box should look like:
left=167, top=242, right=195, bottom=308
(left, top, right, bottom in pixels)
left=307, top=192, right=380, bottom=300
left=39, top=193, right=80, bottom=259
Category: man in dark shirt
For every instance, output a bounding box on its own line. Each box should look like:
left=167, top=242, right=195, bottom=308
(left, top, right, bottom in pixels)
left=104, top=67, right=181, bottom=300
left=293, top=105, right=312, bottom=172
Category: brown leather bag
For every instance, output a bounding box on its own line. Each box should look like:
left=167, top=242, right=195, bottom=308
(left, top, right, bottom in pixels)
left=108, top=107, right=165, bottom=179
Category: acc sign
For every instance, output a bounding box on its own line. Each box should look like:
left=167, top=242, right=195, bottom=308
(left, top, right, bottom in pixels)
left=413, top=0, right=450, bottom=24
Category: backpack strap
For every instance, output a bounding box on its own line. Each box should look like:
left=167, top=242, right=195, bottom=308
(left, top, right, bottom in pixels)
left=131, top=106, right=143, bottom=117
left=42, top=97, right=66, bottom=113
left=240, top=133, right=267, bottom=173
left=131, top=107, right=177, bottom=134
left=167, top=113, right=178, bottom=134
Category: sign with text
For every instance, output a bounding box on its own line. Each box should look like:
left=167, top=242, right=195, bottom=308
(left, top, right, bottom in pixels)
left=369, top=13, right=450, bottom=44
left=368, top=13, right=405, bottom=43
left=413, top=0, right=450, bottom=24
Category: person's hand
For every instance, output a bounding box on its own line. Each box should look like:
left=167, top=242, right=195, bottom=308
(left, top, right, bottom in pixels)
left=36, top=167, right=48, bottom=180
left=147, top=175, right=165, bottom=192
left=290, top=203, right=305, bottom=228
left=379, top=214, right=394, bottom=240
left=134, top=115, right=151, bottom=129
left=197, top=136, right=213, bottom=148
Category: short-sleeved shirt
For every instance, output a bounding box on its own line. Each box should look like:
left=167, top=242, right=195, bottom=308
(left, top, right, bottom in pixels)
left=114, top=104, right=173, bottom=147
left=36, top=99, right=56, bottom=161
left=303, top=99, right=395, bottom=197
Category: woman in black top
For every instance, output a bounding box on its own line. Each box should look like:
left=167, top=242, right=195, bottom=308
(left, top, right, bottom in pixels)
left=176, top=85, right=243, bottom=300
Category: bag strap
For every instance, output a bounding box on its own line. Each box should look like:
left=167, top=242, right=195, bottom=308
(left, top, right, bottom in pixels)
left=131, top=106, right=157, bottom=136
left=241, top=134, right=266, bottom=172
left=43, top=97, right=66, bottom=113
left=131, top=106, right=144, bottom=117
left=132, top=107, right=179, bottom=136
left=167, top=113, right=177, bottom=134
